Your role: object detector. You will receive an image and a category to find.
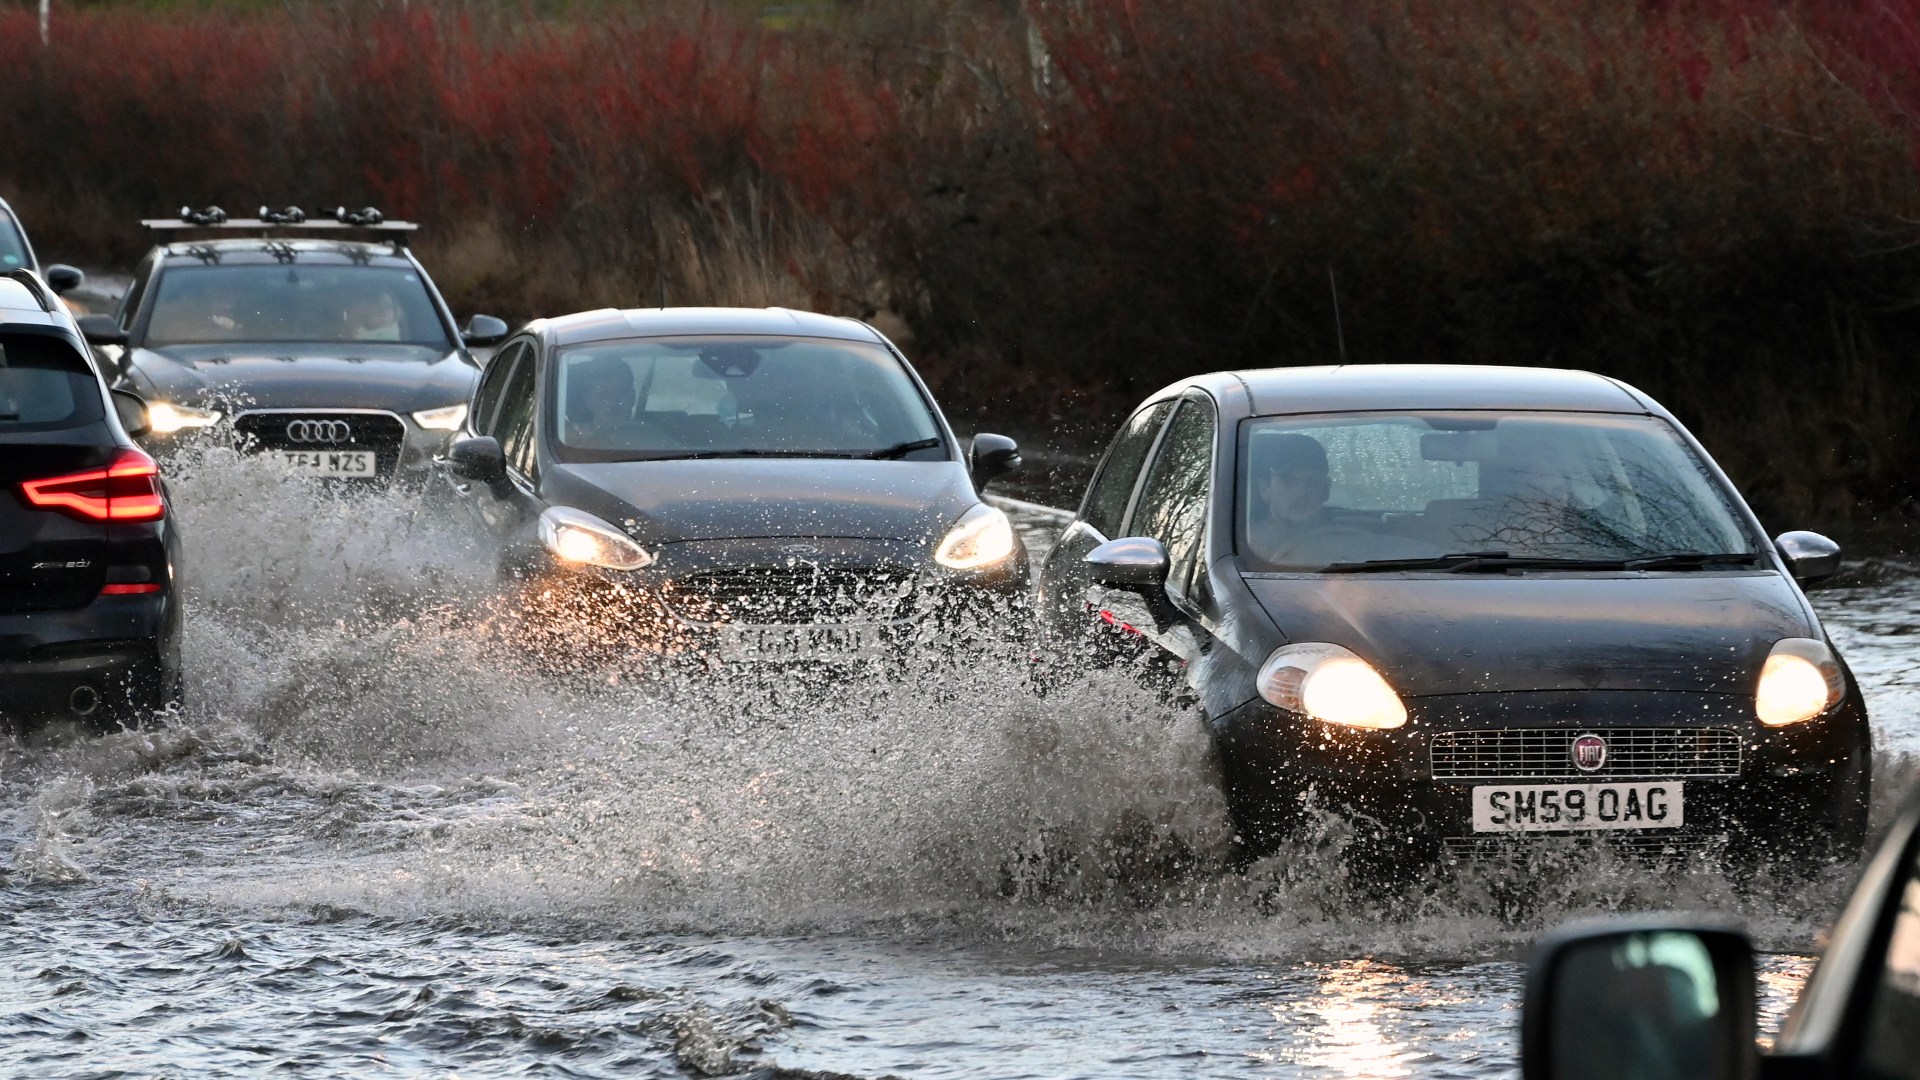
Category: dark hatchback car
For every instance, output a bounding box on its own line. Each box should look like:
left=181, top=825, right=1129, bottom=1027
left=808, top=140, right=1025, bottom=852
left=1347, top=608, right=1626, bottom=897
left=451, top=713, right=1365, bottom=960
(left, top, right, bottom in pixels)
left=1519, top=784, right=1920, bottom=1080
left=78, top=213, right=507, bottom=481
left=441, top=306, right=1028, bottom=666
left=0, top=270, right=181, bottom=728
left=1036, top=365, right=1869, bottom=868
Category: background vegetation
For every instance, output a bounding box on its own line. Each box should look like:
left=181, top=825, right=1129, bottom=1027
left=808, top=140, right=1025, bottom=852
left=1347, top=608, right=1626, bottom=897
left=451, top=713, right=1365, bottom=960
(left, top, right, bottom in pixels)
left=2, top=0, right=1918, bottom=526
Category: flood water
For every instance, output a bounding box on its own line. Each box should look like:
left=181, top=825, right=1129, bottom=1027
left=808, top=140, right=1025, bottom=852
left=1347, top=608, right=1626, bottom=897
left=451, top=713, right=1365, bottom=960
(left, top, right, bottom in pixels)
left=2, top=451, right=1913, bottom=1078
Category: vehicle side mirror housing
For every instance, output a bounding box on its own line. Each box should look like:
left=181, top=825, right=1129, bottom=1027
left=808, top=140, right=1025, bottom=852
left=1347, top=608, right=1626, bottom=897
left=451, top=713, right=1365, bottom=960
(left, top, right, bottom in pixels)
left=447, top=435, right=507, bottom=484
left=1521, top=919, right=1758, bottom=1080
left=969, top=432, right=1021, bottom=490
left=1775, top=531, right=1842, bottom=585
left=110, top=388, right=150, bottom=438
left=1085, top=535, right=1182, bottom=628
left=44, top=264, right=84, bottom=294
left=461, top=314, right=509, bottom=348
left=77, top=314, right=128, bottom=347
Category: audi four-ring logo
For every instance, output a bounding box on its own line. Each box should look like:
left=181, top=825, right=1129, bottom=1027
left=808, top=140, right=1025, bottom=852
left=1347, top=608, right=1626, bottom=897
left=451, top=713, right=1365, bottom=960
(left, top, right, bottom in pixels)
left=286, top=419, right=354, bottom=443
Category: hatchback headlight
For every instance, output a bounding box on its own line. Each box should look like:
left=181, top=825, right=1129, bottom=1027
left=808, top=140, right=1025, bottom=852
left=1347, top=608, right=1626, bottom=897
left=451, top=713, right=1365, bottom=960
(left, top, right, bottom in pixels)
left=146, top=402, right=222, bottom=434
left=1755, top=638, right=1845, bottom=726
left=1257, top=643, right=1408, bottom=730
left=934, top=503, right=1016, bottom=570
left=538, top=506, right=654, bottom=570
left=411, top=404, right=468, bottom=431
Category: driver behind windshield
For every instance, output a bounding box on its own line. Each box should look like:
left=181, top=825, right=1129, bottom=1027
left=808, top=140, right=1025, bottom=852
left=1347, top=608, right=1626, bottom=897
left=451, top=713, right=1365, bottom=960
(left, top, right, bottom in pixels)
left=1245, top=433, right=1338, bottom=565
left=564, top=355, right=638, bottom=447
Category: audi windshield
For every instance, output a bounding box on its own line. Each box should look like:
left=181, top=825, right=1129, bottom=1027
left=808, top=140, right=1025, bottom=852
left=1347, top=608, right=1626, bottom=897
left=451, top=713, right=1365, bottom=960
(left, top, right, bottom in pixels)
left=1237, top=411, right=1758, bottom=572
left=144, top=265, right=451, bottom=348
left=549, top=335, right=945, bottom=463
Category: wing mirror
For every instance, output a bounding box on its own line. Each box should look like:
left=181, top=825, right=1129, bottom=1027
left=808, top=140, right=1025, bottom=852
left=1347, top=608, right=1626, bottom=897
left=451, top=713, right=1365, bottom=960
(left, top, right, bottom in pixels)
left=110, top=388, right=151, bottom=438
left=446, top=435, right=507, bottom=484
left=1522, top=918, right=1757, bottom=1080
left=44, top=264, right=84, bottom=294
left=1085, top=536, right=1181, bottom=628
left=461, top=314, right=509, bottom=348
left=969, top=433, right=1021, bottom=490
left=1775, top=531, right=1841, bottom=585
left=77, top=314, right=128, bottom=347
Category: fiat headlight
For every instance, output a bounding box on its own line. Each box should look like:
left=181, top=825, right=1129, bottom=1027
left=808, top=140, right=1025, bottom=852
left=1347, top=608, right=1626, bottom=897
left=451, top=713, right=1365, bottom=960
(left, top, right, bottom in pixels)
left=538, top=506, right=654, bottom=571
left=1755, top=638, right=1844, bottom=726
left=934, top=503, right=1016, bottom=570
left=146, top=402, right=222, bottom=434
left=1258, top=643, right=1408, bottom=730
left=411, top=404, right=468, bottom=431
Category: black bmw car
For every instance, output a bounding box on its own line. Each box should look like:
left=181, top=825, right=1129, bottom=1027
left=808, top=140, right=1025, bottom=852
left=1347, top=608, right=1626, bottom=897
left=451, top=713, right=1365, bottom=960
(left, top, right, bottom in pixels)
left=0, top=269, right=181, bottom=729
left=77, top=211, right=507, bottom=480
left=1036, top=365, right=1870, bottom=868
left=442, top=307, right=1028, bottom=665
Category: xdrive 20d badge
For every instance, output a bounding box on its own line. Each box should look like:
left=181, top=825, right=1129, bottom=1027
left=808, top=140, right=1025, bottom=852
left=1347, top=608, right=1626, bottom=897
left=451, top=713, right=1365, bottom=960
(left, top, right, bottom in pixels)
left=1037, top=364, right=1869, bottom=873
left=442, top=306, right=1028, bottom=666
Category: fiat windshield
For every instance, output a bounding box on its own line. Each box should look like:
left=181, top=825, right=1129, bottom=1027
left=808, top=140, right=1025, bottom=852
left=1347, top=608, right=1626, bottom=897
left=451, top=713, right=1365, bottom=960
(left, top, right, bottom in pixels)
left=549, top=335, right=945, bottom=463
left=1237, top=411, right=1760, bottom=572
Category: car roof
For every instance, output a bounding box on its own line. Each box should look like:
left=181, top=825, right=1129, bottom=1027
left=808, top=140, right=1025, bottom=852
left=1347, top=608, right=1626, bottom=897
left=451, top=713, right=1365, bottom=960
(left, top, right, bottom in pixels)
left=155, top=238, right=417, bottom=268
left=539, top=307, right=883, bottom=348
left=1173, top=364, right=1653, bottom=417
left=0, top=276, right=74, bottom=330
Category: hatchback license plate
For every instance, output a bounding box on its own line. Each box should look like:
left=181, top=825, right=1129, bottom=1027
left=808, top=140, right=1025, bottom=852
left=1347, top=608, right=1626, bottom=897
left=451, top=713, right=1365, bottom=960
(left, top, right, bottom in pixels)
left=1471, top=781, right=1684, bottom=833
left=717, top=623, right=885, bottom=662
left=274, top=450, right=377, bottom=477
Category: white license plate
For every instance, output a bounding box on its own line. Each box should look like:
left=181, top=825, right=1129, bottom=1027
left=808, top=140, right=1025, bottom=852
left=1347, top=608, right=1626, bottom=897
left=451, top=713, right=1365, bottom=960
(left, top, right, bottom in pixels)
left=1471, top=782, right=1684, bottom=833
left=716, top=624, right=886, bottom=662
left=273, top=450, right=378, bottom=477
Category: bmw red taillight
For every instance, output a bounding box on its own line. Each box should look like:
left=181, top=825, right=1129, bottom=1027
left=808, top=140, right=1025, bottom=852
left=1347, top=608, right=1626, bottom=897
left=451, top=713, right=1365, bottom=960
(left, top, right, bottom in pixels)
left=19, top=448, right=166, bottom=522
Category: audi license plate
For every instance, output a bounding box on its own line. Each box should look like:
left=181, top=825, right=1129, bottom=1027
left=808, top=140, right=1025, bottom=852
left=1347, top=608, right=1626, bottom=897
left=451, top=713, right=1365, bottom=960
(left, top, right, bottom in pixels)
left=717, top=624, right=885, bottom=662
left=1471, top=781, right=1684, bottom=833
left=274, top=450, right=377, bottom=477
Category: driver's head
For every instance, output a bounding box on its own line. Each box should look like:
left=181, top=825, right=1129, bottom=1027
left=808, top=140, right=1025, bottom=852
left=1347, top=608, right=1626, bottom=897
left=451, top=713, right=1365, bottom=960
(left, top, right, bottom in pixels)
left=568, top=356, right=635, bottom=427
left=1483, top=428, right=1574, bottom=504
left=1253, top=433, right=1331, bottom=523
left=343, top=287, right=398, bottom=331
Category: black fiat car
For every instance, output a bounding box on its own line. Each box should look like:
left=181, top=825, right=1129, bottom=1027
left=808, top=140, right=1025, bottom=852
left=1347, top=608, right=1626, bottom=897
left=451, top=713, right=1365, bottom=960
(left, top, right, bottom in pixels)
left=441, top=306, right=1027, bottom=664
left=1036, top=365, right=1870, bottom=868
left=0, top=270, right=181, bottom=729
left=77, top=210, right=507, bottom=481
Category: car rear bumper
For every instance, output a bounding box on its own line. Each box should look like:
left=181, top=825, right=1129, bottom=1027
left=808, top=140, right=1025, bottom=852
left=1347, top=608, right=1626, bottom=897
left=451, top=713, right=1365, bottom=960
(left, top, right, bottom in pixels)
left=1213, top=688, right=1872, bottom=857
left=0, top=592, right=177, bottom=718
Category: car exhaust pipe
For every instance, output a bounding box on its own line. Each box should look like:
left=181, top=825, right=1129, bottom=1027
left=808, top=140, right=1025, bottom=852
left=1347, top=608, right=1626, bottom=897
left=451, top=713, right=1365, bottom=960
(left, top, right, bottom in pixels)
left=69, top=684, right=98, bottom=716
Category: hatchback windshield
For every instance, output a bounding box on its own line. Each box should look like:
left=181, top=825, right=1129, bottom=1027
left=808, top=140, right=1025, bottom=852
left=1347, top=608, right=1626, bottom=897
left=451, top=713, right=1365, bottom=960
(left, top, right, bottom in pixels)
left=144, top=265, right=450, bottom=348
left=0, top=210, right=29, bottom=271
left=550, top=335, right=943, bottom=462
left=1236, top=412, right=1756, bottom=571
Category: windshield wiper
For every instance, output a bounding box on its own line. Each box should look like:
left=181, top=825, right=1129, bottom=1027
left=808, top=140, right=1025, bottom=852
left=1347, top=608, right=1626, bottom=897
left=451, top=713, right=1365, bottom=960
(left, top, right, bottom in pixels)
left=1322, top=551, right=1516, bottom=573
left=1620, top=552, right=1761, bottom=571
left=861, top=437, right=943, bottom=460
left=638, top=449, right=860, bottom=461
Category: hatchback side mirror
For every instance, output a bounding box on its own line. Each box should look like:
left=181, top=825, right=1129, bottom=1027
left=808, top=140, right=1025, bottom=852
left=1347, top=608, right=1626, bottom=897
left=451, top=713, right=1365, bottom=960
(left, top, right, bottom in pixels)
left=1775, top=531, right=1842, bottom=585
left=447, top=435, right=507, bottom=484
left=44, top=264, right=84, bottom=294
left=969, top=432, right=1021, bottom=490
left=110, top=388, right=151, bottom=438
left=1085, top=535, right=1181, bottom=628
left=1522, top=919, right=1757, bottom=1080
left=77, top=314, right=128, bottom=347
left=462, top=314, right=509, bottom=348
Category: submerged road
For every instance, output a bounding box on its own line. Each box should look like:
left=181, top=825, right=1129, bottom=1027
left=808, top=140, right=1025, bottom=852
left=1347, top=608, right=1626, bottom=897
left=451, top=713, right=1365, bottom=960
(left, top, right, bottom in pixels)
left=1, top=451, right=1914, bottom=1078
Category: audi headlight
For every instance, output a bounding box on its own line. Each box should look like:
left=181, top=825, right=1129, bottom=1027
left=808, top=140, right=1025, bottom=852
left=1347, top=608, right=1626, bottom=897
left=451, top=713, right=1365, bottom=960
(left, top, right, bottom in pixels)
left=146, top=402, right=222, bottom=434
left=411, top=403, right=468, bottom=431
left=1756, top=637, right=1844, bottom=726
left=934, top=503, right=1016, bottom=570
left=1258, top=643, right=1408, bottom=730
left=538, top=506, right=654, bottom=571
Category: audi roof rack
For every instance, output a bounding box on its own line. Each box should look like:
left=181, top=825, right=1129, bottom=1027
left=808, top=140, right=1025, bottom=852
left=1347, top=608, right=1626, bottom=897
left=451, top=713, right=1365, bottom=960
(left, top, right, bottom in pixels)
left=142, top=206, right=419, bottom=251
